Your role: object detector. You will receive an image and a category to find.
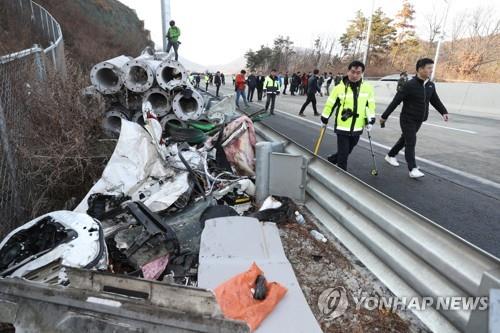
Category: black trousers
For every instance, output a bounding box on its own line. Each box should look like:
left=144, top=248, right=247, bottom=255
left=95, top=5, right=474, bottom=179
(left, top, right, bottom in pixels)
left=257, top=88, right=263, bottom=101
left=329, top=134, right=360, bottom=171
left=265, top=94, right=276, bottom=113
left=388, top=117, right=423, bottom=170
left=299, top=93, right=318, bottom=114
left=283, top=83, right=288, bottom=94
left=166, top=41, right=179, bottom=61
left=248, top=87, right=256, bottom=101
left=215, top=84, right=221, bottom=97
left=290, top=84, right=296, bottom=95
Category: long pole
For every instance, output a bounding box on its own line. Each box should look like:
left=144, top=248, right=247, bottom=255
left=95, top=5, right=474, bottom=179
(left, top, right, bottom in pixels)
left=431, top=0, right=450, bottom=82
left=161, top=0, right=171, bottom=52
left=362, top=0, right=375, bottom=67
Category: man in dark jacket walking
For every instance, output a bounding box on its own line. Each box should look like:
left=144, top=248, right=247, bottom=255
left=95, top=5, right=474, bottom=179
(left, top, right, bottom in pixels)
left=214, top=71, right=222, bottom=97
left=256, top=71, right=265, bottom=101
left=298, top=69, right=321, bottom=116
left=247, top=70, right=257, bottom=102
left=380, top=58, right=449, bottom=179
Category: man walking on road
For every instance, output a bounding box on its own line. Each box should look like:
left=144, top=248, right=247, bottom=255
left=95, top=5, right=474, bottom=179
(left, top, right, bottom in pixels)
left=247, top=70, right=257, bottom=102
left=214, top=71, right=222, bottom=97
left=298, top=69, right=322, bottom=117
left=263, top=69, right=281, bottom=115
left=256, top=71, right=265, bottom=101
left=166, top=20, right=181, bottom=61
left=320, top=61, right=376, bottom=171
left=380, top=58, right=449, bottom=179
left=235, top=70, right=249, bottom=109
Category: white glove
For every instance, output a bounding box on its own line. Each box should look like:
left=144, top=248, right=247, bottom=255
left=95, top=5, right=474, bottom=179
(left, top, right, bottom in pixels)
left=365, top=124, right=373, bottom=132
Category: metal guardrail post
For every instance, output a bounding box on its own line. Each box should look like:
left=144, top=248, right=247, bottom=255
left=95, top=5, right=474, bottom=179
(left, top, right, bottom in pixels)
left=49, top=41, right=56, bottom=68
left=33, top=44, right=45, bottom=81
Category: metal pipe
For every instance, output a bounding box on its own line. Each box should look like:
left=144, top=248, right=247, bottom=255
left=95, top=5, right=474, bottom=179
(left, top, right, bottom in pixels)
left=122, top=59, right=161, bottom=93
left=142, top=88, right=171, bottom=117
left=102, top=108, right=131, bottom=137
left=155, top=59, right=188, bottom=90
left=171, top=88, right=204, bottom=121
left=90, top=55, right=131, bottom=95
left=160, top=0, right=171, bottom=52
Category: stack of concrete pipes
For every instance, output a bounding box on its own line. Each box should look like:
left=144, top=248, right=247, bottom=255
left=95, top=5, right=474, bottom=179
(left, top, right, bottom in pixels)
left=89, top=51, right=204, bottom=135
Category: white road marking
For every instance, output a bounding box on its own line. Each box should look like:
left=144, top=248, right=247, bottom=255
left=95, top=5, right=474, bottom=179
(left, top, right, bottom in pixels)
left=388, top=116, right=477, bottom=134
left=254, top=102, right=500, bottom=191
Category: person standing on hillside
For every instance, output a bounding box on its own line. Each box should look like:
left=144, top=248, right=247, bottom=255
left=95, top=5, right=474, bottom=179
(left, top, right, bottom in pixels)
left=380, top=58, right=449, bottom=179
left=166, top=20, right=181, bottom=61
left=214, top=71, right=222, bottom=97
left=195, top=74, right=201, bottom=88
left=321, top=61, right=376, bottom=171
left=397, top=71, right=408, bottom=92
left=235, top=70, right=250, bottom=109
left=298, top=69, right=322, bottom=117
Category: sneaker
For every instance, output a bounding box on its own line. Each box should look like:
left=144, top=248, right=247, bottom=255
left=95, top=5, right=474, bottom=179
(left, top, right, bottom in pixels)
left=298, top=113, right=306, bottom=117
left=384, top=155, right=400, bottom=167
left=409, top=168, right=425, bottom=178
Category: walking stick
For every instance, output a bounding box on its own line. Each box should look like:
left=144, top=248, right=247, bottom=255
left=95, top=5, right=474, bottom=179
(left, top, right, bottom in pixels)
left=366, top=130, right=378, bottom=176
left=313, top=124, right=327, bottom=155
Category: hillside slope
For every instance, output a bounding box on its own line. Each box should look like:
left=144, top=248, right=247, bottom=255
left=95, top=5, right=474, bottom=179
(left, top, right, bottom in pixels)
left=0, top=0, right=153, bottom=73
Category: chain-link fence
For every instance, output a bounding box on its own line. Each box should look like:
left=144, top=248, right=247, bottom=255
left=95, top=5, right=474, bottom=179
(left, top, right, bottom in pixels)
left=0, top=0, right=65, bottom=236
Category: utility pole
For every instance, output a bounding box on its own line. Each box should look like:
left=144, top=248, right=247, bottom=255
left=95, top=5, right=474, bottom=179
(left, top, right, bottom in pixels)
left=161, top=0, right=171, bottom=52
left=431, top=0, right=450, bottom=82
left=362, top=0, right=375, bottom=67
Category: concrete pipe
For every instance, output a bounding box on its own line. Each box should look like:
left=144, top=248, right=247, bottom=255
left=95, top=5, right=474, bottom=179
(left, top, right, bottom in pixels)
left=132, top=110, right=145, bottom=127
left=155, top=59, right=188, bottom=90
left=90, top=55, right=131, bottom=95
left=160, top=113, right=187, bottom=131
left=121, top=59, right=161, bottom=93
left=172, top=88, right=204, bottom=121
left=102, top=107, right=131, bottom=136
left=142, top=88, right=172, bottom=117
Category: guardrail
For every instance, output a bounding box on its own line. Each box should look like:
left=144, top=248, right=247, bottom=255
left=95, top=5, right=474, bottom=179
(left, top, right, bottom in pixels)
left=252, top=118, right=500, bottom=332
left=0, top=0, right=65, bottom=72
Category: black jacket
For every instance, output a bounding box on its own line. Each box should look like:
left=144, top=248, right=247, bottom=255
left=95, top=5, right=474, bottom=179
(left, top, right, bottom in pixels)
left=247, top=74, right=257, bottom=88
left=214, top=74, right=221, bottom=85
left=256, top=75, right=265, bottom=89
left=382, top=76, right=448, bottom=122
left=307, top=75, right=321, bottom=95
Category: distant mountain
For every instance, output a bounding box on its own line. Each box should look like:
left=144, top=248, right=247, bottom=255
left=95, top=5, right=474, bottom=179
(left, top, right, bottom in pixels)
left=178, top=55, right=245, bottom=74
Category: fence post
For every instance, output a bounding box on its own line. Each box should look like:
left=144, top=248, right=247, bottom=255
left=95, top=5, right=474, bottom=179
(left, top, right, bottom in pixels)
left=33, top=44, right=45, bottom=81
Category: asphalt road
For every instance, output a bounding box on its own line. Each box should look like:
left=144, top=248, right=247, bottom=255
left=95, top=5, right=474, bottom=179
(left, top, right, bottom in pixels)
left=206, top=84, right=500, bottom=258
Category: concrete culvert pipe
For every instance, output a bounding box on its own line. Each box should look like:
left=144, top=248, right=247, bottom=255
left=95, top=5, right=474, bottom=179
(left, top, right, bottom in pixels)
left=102, top=107, right=131, bottom=136
left=142, top=88, right=171, bottom=117
left=121, top=59, right=161, bottom=93
left=172, top=89, right=204, bottom=121
left=90, top=55, right=130, bottom=95
left=156, top=59, right=188, bottom=89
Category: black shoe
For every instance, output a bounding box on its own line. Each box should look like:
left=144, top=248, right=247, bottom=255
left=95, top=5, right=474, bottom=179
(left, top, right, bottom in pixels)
left=314, top=113, right=320, bottom=117
left=327, top=155, right=337, bottom=164
left=298, top=113, right=305, bottom=117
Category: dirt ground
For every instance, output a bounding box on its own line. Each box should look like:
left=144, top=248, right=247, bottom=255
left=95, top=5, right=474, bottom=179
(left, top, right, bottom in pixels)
left=277, top=207, right=432, bottom=333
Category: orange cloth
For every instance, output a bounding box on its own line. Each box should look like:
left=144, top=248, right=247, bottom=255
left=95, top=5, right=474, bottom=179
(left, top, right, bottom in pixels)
left=214, top=262, right=287, bottom=332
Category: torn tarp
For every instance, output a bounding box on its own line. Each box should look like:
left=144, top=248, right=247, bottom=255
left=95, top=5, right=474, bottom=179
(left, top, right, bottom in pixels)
left=74, top=120, right=190, bottom=213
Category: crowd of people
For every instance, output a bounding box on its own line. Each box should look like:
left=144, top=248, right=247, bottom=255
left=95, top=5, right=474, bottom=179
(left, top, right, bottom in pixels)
left=218, top=58, right=448, bottom=179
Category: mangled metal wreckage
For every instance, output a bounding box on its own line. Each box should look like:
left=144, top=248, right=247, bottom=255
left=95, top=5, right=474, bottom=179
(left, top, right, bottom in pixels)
left=0, top=52, right=321, bottom=333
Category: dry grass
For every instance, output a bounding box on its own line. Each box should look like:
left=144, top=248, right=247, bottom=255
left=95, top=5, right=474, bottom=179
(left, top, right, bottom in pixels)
left=14, top=56, right=111, bottom=219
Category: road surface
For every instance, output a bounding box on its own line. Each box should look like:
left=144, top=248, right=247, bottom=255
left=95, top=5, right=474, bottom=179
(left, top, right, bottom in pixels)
left=204, top=83, right=500, bottom=258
